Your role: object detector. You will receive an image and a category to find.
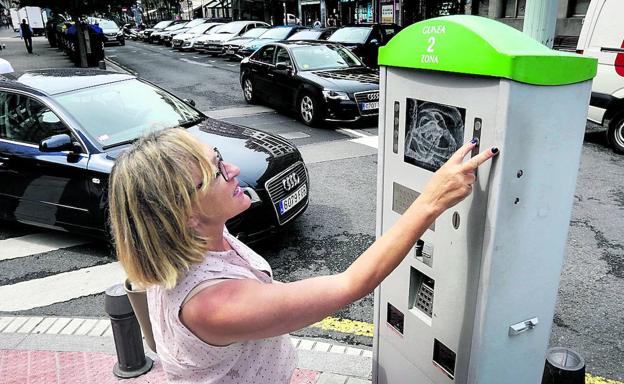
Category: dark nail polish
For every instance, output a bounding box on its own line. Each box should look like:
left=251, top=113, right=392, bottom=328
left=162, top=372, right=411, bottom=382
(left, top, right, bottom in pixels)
left=470, top=138, right=478, bottom=145
left=491, top=147, right=499, bottom=154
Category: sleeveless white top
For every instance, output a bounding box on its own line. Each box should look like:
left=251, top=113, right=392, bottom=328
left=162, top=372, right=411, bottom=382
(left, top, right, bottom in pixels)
left=146, top=230, right=298, bottom=383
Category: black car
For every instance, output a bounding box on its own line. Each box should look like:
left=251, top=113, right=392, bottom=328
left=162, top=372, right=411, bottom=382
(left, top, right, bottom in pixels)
left=236, top=26, right=309, bottom=59
left=0, top=69, right=309, bottom=241
left=328, top=23, right=401, bottom=67
left=287, top=28, right=337, bottom=41
left=240, top=41, right=379, bottom=126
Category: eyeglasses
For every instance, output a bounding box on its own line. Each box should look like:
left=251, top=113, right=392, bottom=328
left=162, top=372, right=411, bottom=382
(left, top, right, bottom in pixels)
left=213, top=147, right=230, bottom=182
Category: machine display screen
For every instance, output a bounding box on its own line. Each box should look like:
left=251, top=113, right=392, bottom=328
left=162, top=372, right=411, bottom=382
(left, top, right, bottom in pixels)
left=404, top=99, right=466, bottom=172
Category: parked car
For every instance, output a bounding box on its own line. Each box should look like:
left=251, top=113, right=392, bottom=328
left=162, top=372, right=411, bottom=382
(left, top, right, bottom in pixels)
left=0, top=69, right=309, bottom=241
left=223, top=27, right=270, bottom=60
left=328, top=23, right=401, bottom=67
left=96, top=19, right=125, bottom=46
left=195, top=20, right=270, bottom=55
left=140, top=20, right=177, bottom=41
left=172, top=22, right=223, bottom=50
left=287, top=28, right=336, bottom=41
left=151, top=21, right=190, bottom=44
left=240, top=41, right=379, bottom=126
left=161, top=18, right=209, bottom=47
left=237, top=26, right=309, bottom=59
left=576, top=0, right=624, bottom=153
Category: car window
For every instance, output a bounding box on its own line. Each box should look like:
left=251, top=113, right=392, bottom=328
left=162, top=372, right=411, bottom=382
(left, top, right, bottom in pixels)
left=255, top=45, right=276, bottom=64
left=275, top=47, right=292, bottom=66
left=291, top=45, right=363, bottom=70
left=0, top=92, right=70, bottom=145
left=52, top=79, right=203, bottom=148
left=381, top=26, right=399, bottom=42
left=328, top=27, right=372, bottom=44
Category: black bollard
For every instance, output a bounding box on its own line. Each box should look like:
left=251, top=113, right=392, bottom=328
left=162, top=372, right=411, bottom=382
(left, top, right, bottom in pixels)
left=98, top=60, right=106, bottom=70
left=104, top=284, right=153, bottom=379
left=541, top=347, right=585, bottom=384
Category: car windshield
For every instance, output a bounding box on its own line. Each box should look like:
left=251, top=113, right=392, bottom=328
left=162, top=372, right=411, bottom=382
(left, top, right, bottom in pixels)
left=260, top=27, right=293, bottom=40
left=153, top=21, right=171, bottom=29
left=218, top=22, right=247, bottom=34
left=288, top=31, right=321, bottom=40
left=98, top=20, right=118, bottom=30
left=53, top=79, right=204, bottom=149
left=165, top=23, right=187, bottom=31
left=185, top=19, right=206, bottom=28
left=188, top=24, right=212, bottom=34
left=242, top=28, right=268, bottom=38
left=328, top=27, right=371, bottom=44
left=291, top=45, right=363, bottom=71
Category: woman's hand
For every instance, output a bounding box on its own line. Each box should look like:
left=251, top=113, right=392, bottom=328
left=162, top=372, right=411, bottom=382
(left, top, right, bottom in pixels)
left=419, top=140, right=499, bottom=215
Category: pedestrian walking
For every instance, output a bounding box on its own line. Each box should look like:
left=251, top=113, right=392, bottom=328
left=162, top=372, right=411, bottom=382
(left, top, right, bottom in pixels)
left=19, top=19, right=33, bottom=54
left=108, top=128, right=498, bottom=383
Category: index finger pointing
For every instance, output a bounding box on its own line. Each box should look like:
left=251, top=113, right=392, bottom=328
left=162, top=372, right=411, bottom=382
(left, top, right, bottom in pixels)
left=463, top=147, right=499, bottom=171
left=449, top=139, right=478, bottom=164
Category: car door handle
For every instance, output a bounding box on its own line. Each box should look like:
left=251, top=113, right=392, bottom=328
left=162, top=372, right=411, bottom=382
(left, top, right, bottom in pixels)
left=267, top=73, right=274, bottom=77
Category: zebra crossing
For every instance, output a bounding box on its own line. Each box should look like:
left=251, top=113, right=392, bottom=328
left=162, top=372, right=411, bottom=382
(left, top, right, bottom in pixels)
left=0, top=229, right=117, bottom=315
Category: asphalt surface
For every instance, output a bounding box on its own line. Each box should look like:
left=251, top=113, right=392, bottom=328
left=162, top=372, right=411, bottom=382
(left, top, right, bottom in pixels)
left=0, top=37, right=622, bottom=380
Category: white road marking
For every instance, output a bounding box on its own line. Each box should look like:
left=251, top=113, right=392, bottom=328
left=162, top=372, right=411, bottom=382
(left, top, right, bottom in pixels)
left=337, top=128, right=369, bottom=138
left=179, top=58, right=213, bottom=67
left=350, top=136, right=379, bottom=149
left=193, top=56, right=200, bottom=59
left=0, top=262, right=127, bottom=312
left=279, top=132, right=310, bottom=140
left=0, top=233, right=90, bottom=261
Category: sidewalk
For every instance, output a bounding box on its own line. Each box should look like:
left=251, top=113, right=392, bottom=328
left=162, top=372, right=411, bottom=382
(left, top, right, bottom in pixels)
left=0, top=28, right=75, bottom=71
left=0, top=315, right=372, bottom=384
left=0, top=32, right=373, bottom=384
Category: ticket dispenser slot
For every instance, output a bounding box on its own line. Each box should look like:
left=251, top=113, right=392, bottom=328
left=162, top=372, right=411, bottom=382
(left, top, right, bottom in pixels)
left=374, top=15, right=595, bottom=384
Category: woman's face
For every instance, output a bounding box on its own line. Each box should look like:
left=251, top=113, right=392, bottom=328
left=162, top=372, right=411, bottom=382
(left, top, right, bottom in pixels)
left=190, top=145, right=251, bottom=229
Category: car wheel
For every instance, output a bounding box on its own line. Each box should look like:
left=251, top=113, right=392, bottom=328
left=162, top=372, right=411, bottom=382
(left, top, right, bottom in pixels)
left=242, top=76, right=256, bottom=104
left=298, top=92, right=320, bottom=126
left=607, top=113, right=624, bottom=154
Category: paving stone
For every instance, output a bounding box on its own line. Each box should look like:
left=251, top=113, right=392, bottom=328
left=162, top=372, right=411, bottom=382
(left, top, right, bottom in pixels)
left=313, top=342, right=331, bottom=352
left=329, top=345, right=346, bottom=354
left=298, top=339, right=315, bottom=350
left=316, top=372, right=348, bottom=384
left=346, top=347, right=363, bottom=356
left=346, top=378, right=371, bottom=384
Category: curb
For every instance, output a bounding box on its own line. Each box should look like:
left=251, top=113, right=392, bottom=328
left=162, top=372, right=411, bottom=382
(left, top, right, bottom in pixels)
left=104, top=57, right=137, bottom=76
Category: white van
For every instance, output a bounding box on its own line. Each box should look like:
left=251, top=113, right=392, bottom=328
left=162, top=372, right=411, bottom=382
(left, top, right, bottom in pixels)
left=576, top=0, right=624, bottom=153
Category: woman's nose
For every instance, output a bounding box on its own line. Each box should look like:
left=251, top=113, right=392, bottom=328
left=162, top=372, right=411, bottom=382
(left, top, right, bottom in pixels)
left=225, top=162, right=240, bottom=178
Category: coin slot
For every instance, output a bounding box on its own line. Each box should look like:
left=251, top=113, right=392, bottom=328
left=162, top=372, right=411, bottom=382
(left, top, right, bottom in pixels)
left=415, top=239, right=434, bottom=267
left=471, top=117, right=482, bottom=158
left=452, top=211, right=460, bottom=229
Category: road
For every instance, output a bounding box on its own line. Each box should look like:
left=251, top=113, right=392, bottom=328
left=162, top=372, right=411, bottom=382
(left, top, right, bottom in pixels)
left=0, top=39, right=622, bottom=380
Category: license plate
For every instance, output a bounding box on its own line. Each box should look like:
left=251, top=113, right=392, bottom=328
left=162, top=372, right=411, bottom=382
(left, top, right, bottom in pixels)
left=208, top=45, right=219, bottom=49
left=360, top=102, right=379, bottom=110
left=279, top=184, right=307, bottom=215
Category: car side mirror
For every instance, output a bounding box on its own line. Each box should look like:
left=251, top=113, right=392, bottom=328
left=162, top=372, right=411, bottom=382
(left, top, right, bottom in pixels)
left=39, top=134, right=80, bottom=153
left=370, top=39, right=379, bottom=46
left=275, top=62, right=292, bottom=72
left=183, top=98, right=196, bottom=107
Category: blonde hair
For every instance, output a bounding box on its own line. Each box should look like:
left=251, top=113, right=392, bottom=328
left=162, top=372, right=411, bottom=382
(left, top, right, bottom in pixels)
left=108, top=128, right=215, bottom=289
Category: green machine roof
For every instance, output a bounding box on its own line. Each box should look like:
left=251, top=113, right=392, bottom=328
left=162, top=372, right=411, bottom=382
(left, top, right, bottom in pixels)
left=378, top=15, right=597, bottom=85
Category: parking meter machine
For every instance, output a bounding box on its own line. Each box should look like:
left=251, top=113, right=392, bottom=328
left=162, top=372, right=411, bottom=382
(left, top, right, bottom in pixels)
left=373, top=16, right=597, bottom=384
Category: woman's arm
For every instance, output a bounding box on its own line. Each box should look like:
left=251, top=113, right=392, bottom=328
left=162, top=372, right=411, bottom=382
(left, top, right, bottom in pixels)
left=181, top=142, right=498, bottom=346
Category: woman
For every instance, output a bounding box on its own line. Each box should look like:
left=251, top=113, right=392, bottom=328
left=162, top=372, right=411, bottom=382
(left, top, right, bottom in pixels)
left=108, top=128, right=498, bottom=383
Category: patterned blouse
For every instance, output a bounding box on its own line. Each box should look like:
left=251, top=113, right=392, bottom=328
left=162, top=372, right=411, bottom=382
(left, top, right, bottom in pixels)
left=147, top=230, right=298, bottom=383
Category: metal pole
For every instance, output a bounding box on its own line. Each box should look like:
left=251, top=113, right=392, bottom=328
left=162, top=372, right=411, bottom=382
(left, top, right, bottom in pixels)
left=522, top=0, right=557, bottom=48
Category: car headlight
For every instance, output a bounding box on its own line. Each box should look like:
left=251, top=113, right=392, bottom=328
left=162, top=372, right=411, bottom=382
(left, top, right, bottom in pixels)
left=322, top=90, right=350, bottom=101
